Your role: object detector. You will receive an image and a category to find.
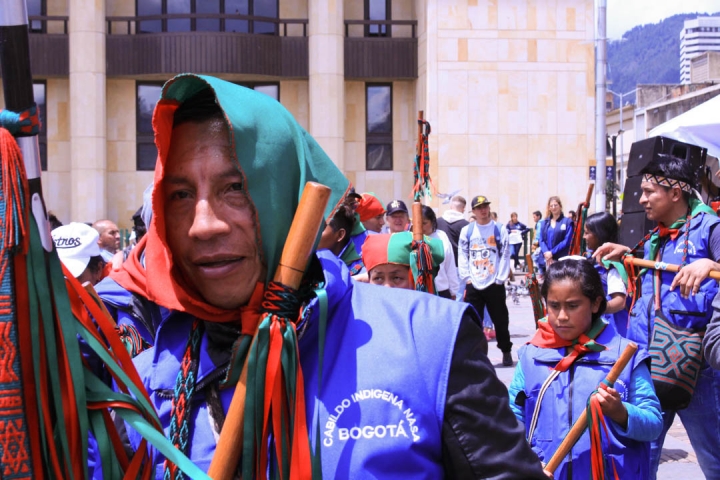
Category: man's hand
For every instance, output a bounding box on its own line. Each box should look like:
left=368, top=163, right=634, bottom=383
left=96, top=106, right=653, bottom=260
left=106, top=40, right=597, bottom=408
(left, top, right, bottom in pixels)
left=595, top=387, right=628, bottom=429
left=592, top=242, right=630, bottom=263
left=353, top=273, right=369, bottom=283
left=670, top=259, right=720, bottom=298
left=543, top=251, right=552, bottom=260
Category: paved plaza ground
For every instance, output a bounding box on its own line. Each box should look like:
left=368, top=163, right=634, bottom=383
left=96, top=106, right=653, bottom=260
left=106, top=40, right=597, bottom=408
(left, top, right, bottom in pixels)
left=484, top=276, right=705, bottom=479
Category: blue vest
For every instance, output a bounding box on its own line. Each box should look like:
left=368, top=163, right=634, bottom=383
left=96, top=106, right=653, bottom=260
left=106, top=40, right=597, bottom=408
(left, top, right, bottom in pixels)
left=114, top=251, right=466, bottom=479
left=519, top=322, right=650, bottom=479
left=628, top=212, right=720, bottom=350
left=301, top=252, right=465, bottom=479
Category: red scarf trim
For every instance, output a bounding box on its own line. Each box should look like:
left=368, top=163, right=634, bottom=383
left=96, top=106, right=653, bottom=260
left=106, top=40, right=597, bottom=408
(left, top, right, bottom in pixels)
left=529, top=319, right=607, bottom=372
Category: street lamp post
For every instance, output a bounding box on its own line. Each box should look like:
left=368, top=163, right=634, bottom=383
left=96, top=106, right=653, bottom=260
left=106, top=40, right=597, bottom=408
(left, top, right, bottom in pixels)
left=607, top=88, right=638, bottom=192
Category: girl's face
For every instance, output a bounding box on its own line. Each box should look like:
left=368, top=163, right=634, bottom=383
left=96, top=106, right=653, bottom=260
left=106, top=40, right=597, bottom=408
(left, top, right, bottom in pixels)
left=511, top=213, right=518, bottom=223
left=546, top=279, right=602, bottom=341
left=583, top=226, right=599, bottom=251
left=369, top=264, right=412, bottom=290
left=421, top=218, right=434, bottom=236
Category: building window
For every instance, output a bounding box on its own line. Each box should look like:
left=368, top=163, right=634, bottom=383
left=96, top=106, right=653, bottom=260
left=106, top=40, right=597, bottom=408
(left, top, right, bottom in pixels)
left=366, top=84, right=392, bottom=171
left=33, top=82, right=47, bottom=171
left=137, top=0, right=278, bottom=34
left=136, top=83, right=164, bottom=171
left=365, top=0, right=390, bottom=37
left=235, top=82, right=280, bottom=100
left=27, top=0, right=45, bottom=33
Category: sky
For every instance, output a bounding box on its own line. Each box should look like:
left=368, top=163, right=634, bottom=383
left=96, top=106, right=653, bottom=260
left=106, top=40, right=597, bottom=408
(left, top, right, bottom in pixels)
left=606, top=0, right=720, bottom=39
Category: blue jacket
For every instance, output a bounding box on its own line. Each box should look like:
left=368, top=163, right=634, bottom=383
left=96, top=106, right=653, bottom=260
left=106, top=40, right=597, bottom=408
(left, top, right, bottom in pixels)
left=509, top=321, right=662, bottom=479
left=101, top=251, right=469, bottom=478
left=629, top=211, right=720, bottom=350
left=539, top=216, right=574, bottom=261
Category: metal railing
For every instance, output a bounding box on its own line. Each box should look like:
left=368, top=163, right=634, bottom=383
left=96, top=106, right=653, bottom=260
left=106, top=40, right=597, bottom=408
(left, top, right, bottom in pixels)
left=106, top=14, right=308, bottom=37
left=28, top=15, right=69, bottom=34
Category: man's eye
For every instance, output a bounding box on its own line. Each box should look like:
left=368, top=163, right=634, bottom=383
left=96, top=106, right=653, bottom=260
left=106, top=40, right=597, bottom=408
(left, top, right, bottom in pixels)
left=169, top=190, right=191, bottom=200
left=229, top=182, right=243, bottom=192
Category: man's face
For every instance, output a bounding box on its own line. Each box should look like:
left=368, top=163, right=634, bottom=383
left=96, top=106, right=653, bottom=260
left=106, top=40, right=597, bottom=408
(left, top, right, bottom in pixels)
left=163, top=119, right=266, bottom=310
left=387, top=212, right=409, bottom=233
left=473, top=204, right=491, bottom=223
left=362, top=213, right=385, bottom=233
left=533, top=213, right=541, bottom=223
left=98, top=221, right=120, bottom=252
left=639, top=181, right=679, bottom=224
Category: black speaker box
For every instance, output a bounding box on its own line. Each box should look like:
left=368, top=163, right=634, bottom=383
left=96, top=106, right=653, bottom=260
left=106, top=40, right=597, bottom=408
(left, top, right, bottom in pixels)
left=618, top=212, right=656, bottom=248
left=621, top=175, right=645, bottom=214
left=627, top=136, right=706, bottom=182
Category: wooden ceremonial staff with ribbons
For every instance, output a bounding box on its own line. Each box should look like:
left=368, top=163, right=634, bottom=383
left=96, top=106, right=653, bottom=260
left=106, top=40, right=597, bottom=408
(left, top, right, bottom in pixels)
left=413, top=110, right=434, bottom=202
left=208, top=181, right=331, bottom=480
left=524, top=254, right=545, bottom=328
left=544, top=342, right=638, bottom=477
left=626, top=257, right=720, bottom=280
left=410, top=201, right=436, bottom=294
left=569, top=184, right=594, bottom=255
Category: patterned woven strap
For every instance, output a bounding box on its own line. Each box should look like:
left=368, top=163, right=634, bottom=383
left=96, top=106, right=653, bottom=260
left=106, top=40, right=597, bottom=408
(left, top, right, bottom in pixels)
left=0, top=106, right=41, bottom=136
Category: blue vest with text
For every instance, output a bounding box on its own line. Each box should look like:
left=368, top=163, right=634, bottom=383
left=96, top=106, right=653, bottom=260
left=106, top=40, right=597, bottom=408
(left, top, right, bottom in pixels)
left=629, top=211, right=720, bottom=350
left=300, top=252, right=467, bottom=479
left=519, top=322, right=650, bottom=479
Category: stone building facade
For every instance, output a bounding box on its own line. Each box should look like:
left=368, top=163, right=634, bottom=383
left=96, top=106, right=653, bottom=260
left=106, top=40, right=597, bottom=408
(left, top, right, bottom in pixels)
left=2, top=0, right=596, bottom=228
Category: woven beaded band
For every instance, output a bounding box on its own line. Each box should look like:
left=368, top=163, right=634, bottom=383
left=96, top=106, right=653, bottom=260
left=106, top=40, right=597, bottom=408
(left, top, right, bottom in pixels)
left=643, top=174, right=692, bottom=193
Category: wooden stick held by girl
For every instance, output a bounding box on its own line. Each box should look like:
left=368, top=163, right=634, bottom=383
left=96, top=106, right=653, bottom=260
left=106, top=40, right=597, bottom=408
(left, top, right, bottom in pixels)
left=508, top=259, right=662, bottom=479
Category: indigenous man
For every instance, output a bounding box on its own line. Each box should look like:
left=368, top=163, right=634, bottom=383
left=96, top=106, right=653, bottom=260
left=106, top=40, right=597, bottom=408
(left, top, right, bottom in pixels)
left=595, top=154, right=720, bottom=480
left=95, top=75, right=548, bottom=478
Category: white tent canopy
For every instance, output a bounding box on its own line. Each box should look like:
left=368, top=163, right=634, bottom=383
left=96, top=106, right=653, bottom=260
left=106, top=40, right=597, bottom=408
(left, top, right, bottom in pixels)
left=649, top=93, right=720, bottom=160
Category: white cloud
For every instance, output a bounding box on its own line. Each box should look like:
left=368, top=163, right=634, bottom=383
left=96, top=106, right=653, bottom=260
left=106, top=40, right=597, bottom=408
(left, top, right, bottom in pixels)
left=607, top=0, right=720, bottom=39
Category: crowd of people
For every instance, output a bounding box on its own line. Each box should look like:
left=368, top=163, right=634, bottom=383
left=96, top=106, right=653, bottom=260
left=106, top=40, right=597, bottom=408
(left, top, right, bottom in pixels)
left=45, top=75, right=720, bottom=479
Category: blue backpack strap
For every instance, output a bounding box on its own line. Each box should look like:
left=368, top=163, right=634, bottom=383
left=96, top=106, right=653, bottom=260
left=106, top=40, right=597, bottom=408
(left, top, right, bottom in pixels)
left=465, top=221, right=475, bottom=246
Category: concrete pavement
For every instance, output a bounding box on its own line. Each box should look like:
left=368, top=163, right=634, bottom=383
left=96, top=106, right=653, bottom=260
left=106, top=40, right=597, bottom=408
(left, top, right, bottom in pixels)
left=482, top=277, right=704, bottom=479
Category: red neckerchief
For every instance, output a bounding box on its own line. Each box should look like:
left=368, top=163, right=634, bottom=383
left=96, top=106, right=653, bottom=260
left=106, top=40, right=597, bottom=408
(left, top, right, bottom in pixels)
left=529, top=318, right=607, bottom=372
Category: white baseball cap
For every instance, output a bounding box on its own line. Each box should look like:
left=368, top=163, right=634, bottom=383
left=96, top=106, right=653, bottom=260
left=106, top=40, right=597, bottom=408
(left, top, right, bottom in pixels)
left=51, top=222, right=102, bottom=278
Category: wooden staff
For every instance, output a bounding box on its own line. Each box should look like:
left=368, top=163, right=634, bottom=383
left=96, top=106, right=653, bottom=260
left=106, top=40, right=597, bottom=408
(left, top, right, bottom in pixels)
left=627, top=257, right=720, bottom=280
left=525, top=254, right=535, bottom=274
left=544, top=342, right=638, bottom=475
left=412, top=202, right=423, bottom=241
left=416, top=110, right=424, bottom=159
left=207, top=181, right=331, bottom=480
left=583, top=183, right=594, bottom=208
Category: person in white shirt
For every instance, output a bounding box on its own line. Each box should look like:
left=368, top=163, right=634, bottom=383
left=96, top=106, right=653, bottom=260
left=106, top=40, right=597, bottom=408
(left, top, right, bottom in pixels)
left=458, top=195, right=514, bottom=366
left=420, top=205, right=459, bottom=299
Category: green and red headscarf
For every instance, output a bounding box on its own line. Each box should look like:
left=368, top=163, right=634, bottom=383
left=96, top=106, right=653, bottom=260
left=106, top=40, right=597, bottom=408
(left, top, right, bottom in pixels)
left=362, top=231, right=444, bottom=280
left=112, top=74, right=349, bottom=324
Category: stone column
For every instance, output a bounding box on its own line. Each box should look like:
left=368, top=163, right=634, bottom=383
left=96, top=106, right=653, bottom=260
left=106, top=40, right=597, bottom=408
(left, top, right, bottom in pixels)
left=69, top=0, right=106, bottom=222
left=308, top=0, right=344, bottom=170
